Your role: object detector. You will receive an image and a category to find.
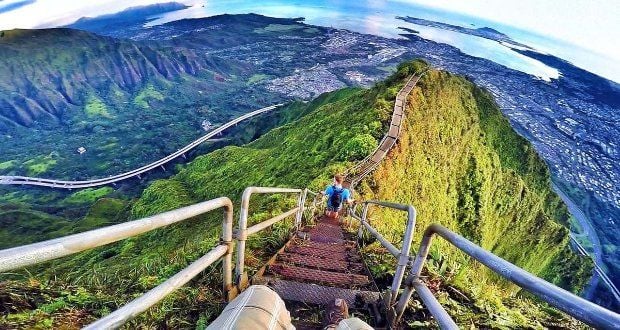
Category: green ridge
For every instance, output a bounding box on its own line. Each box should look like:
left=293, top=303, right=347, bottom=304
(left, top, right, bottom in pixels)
left=0, top=60, right=591, bottom=328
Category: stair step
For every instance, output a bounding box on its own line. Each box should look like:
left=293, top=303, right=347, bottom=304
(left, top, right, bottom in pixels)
left=291, top=238, right=354, bottom=253
left=277, top=253, right=363, bottom=272
left=317, top=216, right=341, bottom=226
left=267, top=278, right=381, bottom=307
left=308, top=235, right=345, bottom=243
left=269, top=264, right=370, bottom=287
left=306, top=224, right=343, bottom=240
left=286, top=245, right=361, bottom=262
left=299, top=223, right=347, bottom=244
left=308, top=234, right=345, bottom=244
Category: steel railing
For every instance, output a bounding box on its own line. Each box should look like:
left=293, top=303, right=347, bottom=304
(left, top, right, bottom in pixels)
left=393, top=223, right=620, bottom=329
left=350, top=201, right=416, bottom=308
left=0, top=187, right=323, bottom=329
left=234, top=187, right=322, bottom=289
left=0, top=197, right=235, bottom=329
left=349, top=201, right=620, bottom=329
left=303, top=189, right=324, bottom=224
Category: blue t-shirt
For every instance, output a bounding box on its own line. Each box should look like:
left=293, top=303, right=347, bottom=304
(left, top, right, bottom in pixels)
left=325, top=185, right=351, bottom=207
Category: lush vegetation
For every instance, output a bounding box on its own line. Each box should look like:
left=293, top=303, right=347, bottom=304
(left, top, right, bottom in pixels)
left=0, top=61, right=591, bottom=328
left=0, top=27, right=284, bottom=191
left=355, top=68, right=591, bottom=327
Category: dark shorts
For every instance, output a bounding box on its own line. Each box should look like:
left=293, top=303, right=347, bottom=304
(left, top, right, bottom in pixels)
left=327, top=204, right=341, bottom=212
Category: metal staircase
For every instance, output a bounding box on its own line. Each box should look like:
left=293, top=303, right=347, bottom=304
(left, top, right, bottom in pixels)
left=344, top=70, right=426, bottom=189
left=252, top=214, right=383, bottom=328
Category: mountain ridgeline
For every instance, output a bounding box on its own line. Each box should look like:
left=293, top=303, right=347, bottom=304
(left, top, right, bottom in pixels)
left=0, top=61, right=591, bottom=328
left=0, top=28, right=246, bottom=129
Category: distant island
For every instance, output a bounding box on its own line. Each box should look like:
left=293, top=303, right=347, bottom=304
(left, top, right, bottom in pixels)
left=397, top=16, right=533, bottom=50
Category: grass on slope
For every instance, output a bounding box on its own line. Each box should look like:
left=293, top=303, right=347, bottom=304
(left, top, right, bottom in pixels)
left=357, top=69, right=591, bottom=327
left=84, top=95, right=113, bottom=118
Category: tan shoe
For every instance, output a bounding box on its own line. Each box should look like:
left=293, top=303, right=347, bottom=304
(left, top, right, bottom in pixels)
left=323, top=298, right=349, bottom=329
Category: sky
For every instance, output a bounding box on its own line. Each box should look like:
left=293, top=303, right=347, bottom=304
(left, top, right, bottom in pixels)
left=401, top=0, right=619, bottom=61
left=0, top=0, right=618, bottom=83
left=402, top=0, right=620, bottom=82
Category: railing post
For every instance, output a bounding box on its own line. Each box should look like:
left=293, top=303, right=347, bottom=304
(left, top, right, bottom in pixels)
left=295, top=189, right=308, bottom=229
left=235, top=188, right=252, bottom=291
left=311, top=194, right=319, bottom=221
left=234, top=187, right=303, bottom=292
left=389, top=205, right=416, bottom=306
left=358, top=203, right=369, bottom=239
left=221, top=200, right=236, bottom=301
left=394, top=220, right=432, bottom=324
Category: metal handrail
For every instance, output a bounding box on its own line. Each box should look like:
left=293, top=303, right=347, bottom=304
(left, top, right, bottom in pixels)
left=350, top=200, right=416, bottom=307
left=0, top=187, right=323, bottom=328
left=0, top=197, right=235, bottom=329
left=86, top=245, right=229, bottom=329
left=303, top=189, right=324, bottom=223
left=234, top=186, right=305, bottom=289
left=394, top=224, right=620, bottom=329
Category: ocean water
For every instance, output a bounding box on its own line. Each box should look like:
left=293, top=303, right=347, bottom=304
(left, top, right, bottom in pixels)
left=147, top=0, right=560, bottom=81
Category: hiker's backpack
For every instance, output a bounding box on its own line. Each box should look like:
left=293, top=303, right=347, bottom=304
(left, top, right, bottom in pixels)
left=330, top=186, right=344, bottom=209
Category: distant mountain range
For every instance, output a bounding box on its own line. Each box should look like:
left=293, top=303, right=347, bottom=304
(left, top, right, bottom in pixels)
left=0, top=28, right=236, bottom=128
left=67, top=2, right=189, bottom=35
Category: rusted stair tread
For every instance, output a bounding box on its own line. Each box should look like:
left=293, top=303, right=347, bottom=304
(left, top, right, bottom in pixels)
left=308, top=222, right=342, bottom=232
left=307, top=234, right=345, bottom=244
left=277, top=253, right=364, bottom=272
left=267, top=278, right=381, bottom=307
left=299, top=226, right=346, bottom=244
left=306, top=225, right=343, bottom=238
left=291, top=238, right=355, bottom=252
left=269, top=264, right=370, bottom=286
left=285, top=245, right=361, bottom=261
left=317, top=216, right=341, bottom=226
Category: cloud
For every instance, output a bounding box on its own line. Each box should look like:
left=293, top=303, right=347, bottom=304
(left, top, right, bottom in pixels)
left=0, top=0, right=35, bottom=14
left=0, top=0, right=198, bottom=30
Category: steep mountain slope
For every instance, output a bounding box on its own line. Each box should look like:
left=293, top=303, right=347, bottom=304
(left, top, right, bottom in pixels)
left=0, top=28, right=245, bottom=128
left=357, top=68, right=593, bottom=325
left=0, top=26, right=283, bottom=195
left=0, top=61, right=590, bottom=328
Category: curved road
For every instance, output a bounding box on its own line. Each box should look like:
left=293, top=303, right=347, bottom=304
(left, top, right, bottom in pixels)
left=0, top=104, right=283, bottom=189
left=552, top=182, right=620, bottom=303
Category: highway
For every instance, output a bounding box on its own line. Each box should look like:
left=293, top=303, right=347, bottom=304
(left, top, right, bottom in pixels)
left=0, top=104, right=283, bottom=189
left=552, top=182, right=620, bottom=303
